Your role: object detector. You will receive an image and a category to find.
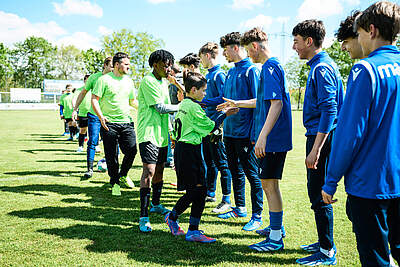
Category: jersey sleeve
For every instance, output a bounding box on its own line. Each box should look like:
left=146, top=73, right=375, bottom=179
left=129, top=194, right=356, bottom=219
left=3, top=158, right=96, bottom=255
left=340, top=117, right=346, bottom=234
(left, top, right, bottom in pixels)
left=92, top=77, right=105, bottom=98
left=85, top=74, right=96, bottom=92
left=323, top=63, right=373, bottom=195
left=190, top=104, right=215, bottom=137
left=314, top=65, right=339, bottom=134
left=140, top=77, right=164, bottom=106
left=246, top=67, right=260, bottom=99
left=215, top=72, right=226, bottom=97
left=264, top=64, right=283, bottom=101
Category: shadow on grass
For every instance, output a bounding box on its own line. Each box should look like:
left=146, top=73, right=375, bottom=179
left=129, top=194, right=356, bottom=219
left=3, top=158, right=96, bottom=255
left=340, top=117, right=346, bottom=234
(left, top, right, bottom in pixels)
left=3, top=170, right=82, bottom=177
left=28, top=134, right=62, bottom=137
left=37, top=159, right=85, bottom=163
left=37, top=224, right=299, bottom=265
left=21, top=148, right=75, bottom=154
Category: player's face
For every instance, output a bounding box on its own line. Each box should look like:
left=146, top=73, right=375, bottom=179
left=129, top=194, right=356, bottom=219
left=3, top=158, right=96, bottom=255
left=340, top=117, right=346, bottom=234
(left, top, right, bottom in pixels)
left=223, top=45, right=236, bottom=63
left=66, top=86, right=72, bottom=93
left=245, top=43, right=260, bottom=63
left=192, top=85, right=207, bottom=101
left=341, top=37, right=364, bottom=59
left=292, top=35, right=308, bottom=60
left=199, top=53, right=210, bottom=69
left=116, top=58, right=130, bottom=75
left=104, top=61, right=113, bottom=73
left=357, top=28, right=372, bottom=57
left=155, top=60, right=172, bottom=78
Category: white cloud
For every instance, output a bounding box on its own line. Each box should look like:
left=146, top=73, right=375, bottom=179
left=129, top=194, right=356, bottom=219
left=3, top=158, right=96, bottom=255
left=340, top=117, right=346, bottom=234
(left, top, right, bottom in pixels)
left=231, top=0, right=264, bottom=10
left=98, top=26, right=112, bottom=36
left=57, top=32, right=100, bottom=50
left=147, top=0, right=175, bottom=4
left=297, top=0, right=343, bottom=21
left=343, top=0, right=360, bottom=5
left=240, top=14, right=273, bottom=30
left=52, top=0, right=103, bottom=18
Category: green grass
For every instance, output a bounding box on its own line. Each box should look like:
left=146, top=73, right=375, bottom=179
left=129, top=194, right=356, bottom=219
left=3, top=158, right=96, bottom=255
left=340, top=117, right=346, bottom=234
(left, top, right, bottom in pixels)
left=0, top=110, right=360, bottom=266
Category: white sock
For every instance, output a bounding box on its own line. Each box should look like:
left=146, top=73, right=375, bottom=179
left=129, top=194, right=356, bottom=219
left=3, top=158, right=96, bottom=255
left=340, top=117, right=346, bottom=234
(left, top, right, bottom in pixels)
left=320, top=247, right=335, bottom=258
left=269, top=229, right=282, bottom=241
left=237, top=206, right=247, bottom=213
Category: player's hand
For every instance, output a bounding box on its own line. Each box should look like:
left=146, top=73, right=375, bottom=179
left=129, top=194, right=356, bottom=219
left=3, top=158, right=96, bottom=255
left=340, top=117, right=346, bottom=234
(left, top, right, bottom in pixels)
left=171, top=139, right=176, bottom=149
left=167, top=75, right=176, bottom=85
left=254, top=136, right=266, bottom=158
left=322, top=190, right=338, bottom=204
left=217, top=97, right=237, bottom=111
left=223, top=106, right=239, bottom=116
left=100, top=116, right=109, bottom=131
left=305, top=149, right=320, bottom=169
left=72, top=110, right=78, bottom=121
left=60, top=115, right=64, bottom=120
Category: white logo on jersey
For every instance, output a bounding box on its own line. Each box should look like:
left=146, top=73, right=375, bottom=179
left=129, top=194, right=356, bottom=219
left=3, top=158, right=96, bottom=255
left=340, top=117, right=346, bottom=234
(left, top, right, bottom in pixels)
left=238, top=74, right=242, bottom=78
left=319, top=69, right=327, bottom=77
left=268, top=67, right=274, bottom=75
left=377, top=63, right=400, bottom=79
left=272, top=92, right=277, bottom=98
left=243, top=147, right=248, bottom=152
left=207, top=79, right=210, bottom=83
left=352, top=67, right=362, bottom=81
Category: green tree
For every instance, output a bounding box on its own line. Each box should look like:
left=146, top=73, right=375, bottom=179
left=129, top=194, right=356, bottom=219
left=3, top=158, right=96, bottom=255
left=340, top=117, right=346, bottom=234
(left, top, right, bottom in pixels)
left=82, top=48, right=106, bottom=74
left=0, top=43, right=13, bottom=91
left=324, top=40, right=357, bottom=84
left=11, top=36, right=56, bottom=88
left=54, top=45, right=85, bottom=80
left=284, top=56, right=309, bottom=109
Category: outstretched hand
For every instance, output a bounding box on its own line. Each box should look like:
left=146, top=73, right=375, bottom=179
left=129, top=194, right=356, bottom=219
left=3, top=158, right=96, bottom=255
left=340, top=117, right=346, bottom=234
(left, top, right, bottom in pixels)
left=217, top=97, right=237, bottom=111
left=223, top=106, right=239, bottom=116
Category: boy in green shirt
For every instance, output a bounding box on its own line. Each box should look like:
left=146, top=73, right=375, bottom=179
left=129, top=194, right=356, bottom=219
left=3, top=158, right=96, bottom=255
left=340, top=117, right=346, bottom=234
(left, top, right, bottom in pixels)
left=75, top=74, right=90, bottom=152
left=91, top=52, right=137, bottom=196
left=60, top=84, right=78, bottom=141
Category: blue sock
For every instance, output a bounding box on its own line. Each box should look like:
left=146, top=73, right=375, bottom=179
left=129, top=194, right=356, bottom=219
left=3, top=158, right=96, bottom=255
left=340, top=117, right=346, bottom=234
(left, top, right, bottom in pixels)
left=207, top=190, right=215, bottom=198
left=269, top=211, right=283, bottom=230
left=222, top=194, right=230, bottom=203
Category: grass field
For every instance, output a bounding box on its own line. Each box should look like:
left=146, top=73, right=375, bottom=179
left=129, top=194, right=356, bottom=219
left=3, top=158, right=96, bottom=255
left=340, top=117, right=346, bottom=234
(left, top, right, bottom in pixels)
left=0, top=110, right=361, bottom=266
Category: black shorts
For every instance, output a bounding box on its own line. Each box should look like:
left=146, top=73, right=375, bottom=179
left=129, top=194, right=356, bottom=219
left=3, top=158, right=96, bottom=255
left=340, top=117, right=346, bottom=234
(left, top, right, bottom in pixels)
left=65, top=118, right=73, bottom=123
left=258, top=152, right=287, bottom=179
left=78, top=116, right=88, bottom=127
left=174, top=142, right=206, bottom=191
left=139, top=141, right=168, bottom=164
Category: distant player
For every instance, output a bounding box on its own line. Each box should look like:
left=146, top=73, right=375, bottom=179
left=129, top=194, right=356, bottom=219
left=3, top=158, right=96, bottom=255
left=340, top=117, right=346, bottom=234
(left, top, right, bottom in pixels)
left=292, top=19, right=344, bottom=265
left=59, top=88, right=70, bottom=136
left=164, top=71, right=238, bottom=243
left=322, top=2, right=400, bottom=266
left=74, top=74, right=90, bottom=152
left=60, top=84, right=78, bottom=141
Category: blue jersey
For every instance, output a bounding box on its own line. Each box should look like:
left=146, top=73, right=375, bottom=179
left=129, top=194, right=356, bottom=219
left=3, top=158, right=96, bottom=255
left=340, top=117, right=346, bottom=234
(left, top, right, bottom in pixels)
left=223, top=57, right=259, bottom=138
left=204, top=64, right=226, bottom=118
left=323, top=45, right=400, bottom=200
left=255, top=57, right=292, bottom=152
left=304, top=51, right=344, bottom=136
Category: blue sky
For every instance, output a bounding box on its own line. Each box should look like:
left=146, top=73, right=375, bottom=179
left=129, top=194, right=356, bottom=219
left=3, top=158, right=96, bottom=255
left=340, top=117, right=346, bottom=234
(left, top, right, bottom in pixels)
left=0, top=0, right=388, bottom=65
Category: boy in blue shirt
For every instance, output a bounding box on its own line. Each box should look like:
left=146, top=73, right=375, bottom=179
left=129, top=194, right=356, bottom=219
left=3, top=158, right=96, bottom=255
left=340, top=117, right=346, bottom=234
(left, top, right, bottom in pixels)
left=198, top=42, right=233, bottom=213
left=322, top=2, right=400, bottom=266
left=216, top=32, right=264, bottom=231
left=292, top=19, right=344, bottom=266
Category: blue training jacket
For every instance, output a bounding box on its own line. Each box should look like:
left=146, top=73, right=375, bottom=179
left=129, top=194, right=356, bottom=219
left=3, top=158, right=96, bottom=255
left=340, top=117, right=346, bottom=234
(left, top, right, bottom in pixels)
left=203, top=64, right=226, bottom=118
left=323, top=45, right=400, bottom=200
left=223, top=57, right=259, bottom=139
left=304, top=51, right=344, bottom=136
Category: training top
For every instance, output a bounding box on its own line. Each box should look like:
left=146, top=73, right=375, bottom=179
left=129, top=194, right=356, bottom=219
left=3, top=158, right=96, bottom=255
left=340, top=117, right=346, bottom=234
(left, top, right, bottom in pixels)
left=304, top=51, right=344, bottom=136
left=204, top=64, right=226, bottom=118
left=137, top=72, right=170, bottom=147
left=323, top=45, right=400, bottom=200
left=255, top=57, right=292, bottom=152
left=85, top=72, right=103, bottom=115
left=75, top=86, right=91, bottom=117
left=223, top=57, right=259, bottom=139
left=173, top=98, right=215, bottom=145
left=92, top=72, right=135, bottom=123
left=60, top=93, right=75, bottom=119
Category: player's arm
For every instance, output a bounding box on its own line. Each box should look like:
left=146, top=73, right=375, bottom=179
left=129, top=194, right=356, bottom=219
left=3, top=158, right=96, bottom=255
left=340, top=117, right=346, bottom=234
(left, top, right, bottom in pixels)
left=72, top=89, right=88, bottom=120
left=91, top=94, right=109, bottom=131
left=59, top=104, right=64, bottom=119
left=153, top=103, right=179, bottom=114
left=217, top=97, right=256, bottom=110
left=167, top=75, right=185, bottom=101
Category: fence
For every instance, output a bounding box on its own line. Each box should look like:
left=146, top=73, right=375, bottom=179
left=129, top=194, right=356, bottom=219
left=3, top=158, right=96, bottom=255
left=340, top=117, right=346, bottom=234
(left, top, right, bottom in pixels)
left=0, top=92, right=61, bottom=110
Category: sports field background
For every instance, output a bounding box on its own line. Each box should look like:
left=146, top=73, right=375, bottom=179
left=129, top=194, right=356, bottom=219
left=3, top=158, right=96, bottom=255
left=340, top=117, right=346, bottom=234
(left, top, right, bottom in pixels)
left=0, top=110, right=360, bottom=266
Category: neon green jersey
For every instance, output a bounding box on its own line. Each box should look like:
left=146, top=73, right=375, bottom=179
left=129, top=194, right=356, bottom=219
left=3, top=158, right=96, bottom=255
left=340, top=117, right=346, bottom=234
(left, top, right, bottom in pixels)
left=173, top=98, right=215, bottom=145
left=92, top=72, right=136, bottom=123
left=75, top=86, right=91, bottom=117
left=85, top=72, right=103, bottom=115
left=60, top=93, right=75, bottom=119
left=137, top=73, right=170, bottom=147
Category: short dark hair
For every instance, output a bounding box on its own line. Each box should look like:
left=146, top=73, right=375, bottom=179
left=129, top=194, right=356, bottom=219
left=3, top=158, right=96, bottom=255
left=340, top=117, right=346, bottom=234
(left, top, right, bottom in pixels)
left=183, top=70, right=207, bottom=93
left=336, top=10, right=361, bottom=42
left=113, top=52, right=129, bottom=66
left=220, top=32, right=242, bottom=48
left=179, top=53, right=200, bottom=68
left=241, top=27, right=268, bottom=46
left=103, top=56, right=113, bottom=67
left=292, top=19, right=326, bottom=48
left=171, top=64, right=181, bottom=74
left=355, top=1, right=400, bottom=42
left=84, top=74, right=90, bottom=80
left=148, top=49, right=174, bottom=68
left=199, top=42, right=219, bottom=58
left=65, top=84, right=72, bottom=89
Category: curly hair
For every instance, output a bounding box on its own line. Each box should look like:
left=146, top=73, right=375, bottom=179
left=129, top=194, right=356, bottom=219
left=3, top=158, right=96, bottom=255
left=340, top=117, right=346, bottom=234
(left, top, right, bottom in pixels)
left=292, top=20, right=326, bottom=48
left=199, top=42, right=219, bottom=58
left=336, top=10, right=361, bottom=42
left=179, top=53, right=200, bottom=68
left=148, top=49, right=174, bottom=67
left=220, top=32, right=242, bottom=48
left=182, top=70, right=207, bottom=93
left=241, top=27, right=268, bottom=46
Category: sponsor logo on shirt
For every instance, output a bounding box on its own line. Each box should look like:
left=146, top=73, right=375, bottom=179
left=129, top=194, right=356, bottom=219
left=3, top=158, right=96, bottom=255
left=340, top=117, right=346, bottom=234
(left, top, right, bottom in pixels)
left=319, top=69, right=327, bottom=77
left=243, top=146, right=248, bottom=152
left=268, top=67, right=274, bottom=75
left=352, top=67, right=362, bottom=81
left=377, top=63, right=400, bottom=79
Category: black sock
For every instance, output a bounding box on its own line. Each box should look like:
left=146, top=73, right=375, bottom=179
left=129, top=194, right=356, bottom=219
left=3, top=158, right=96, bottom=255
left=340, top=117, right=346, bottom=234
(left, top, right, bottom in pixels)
left=78, top=133, right=85, bottom=147
left=140, top=187, right=151, bottom=217
left=87, top=160, right=93, bottom=172
left=151, top=181, right=163, bottom=206
left=189, top=224, right=199, bottom=231
left=64, top=122, right=68, bottom=133
left=69, top=126, right=74, bottom=138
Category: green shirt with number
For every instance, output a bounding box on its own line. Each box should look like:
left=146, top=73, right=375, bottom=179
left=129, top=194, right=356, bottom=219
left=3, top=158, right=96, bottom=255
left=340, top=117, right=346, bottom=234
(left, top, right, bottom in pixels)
left=173, top=98, right=215, bottom=145
left=85, top=72, right=103, bottom=115
left=137, top=73, right=170, bottom=147
left=92, top=72, right=135, bottom=123
left=75, top=86, right=91, bottom=117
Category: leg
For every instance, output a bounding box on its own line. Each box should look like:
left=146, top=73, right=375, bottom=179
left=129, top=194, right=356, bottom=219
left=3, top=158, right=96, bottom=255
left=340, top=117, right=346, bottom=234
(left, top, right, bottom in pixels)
left=140, top=163, right=156, bottom=218
left=203, top=136, right=218, bottom=200
left=87, top=113, right=101, bottom=172
left=214, top=139, right=232, bottom=201
left=100, top=123, right=120, bottom=186
left=388, top=198, right=400, bottom=265
left=118, top=122, right=137, bottom=177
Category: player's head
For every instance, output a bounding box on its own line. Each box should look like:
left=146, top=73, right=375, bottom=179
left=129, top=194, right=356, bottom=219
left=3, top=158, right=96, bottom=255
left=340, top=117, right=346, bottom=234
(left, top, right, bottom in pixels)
left=65, top=84, right=73, bottom=93
left=241, top=27, right=268, bottom=63
left=149, top=49, right=174, bottom=78
left=83, top=74, right=90, bottom=84
left=183, top=70, right=207, bottom=101
left=170, top=63, right=181, bottom=77
left=336, top=10, right=364, bottom=59
left=179, top=53, right=200, bottom=72
left=113, top=52, right=130, bottom=75
left=292, top=19, right=325, bottom=59
left=220, top=32, right=243, bottom=63
left=354, top=1, right=400, bottom=55
left=199, top=42, right=219, bottom=69
left=103, top=56, right=113, bottom=73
